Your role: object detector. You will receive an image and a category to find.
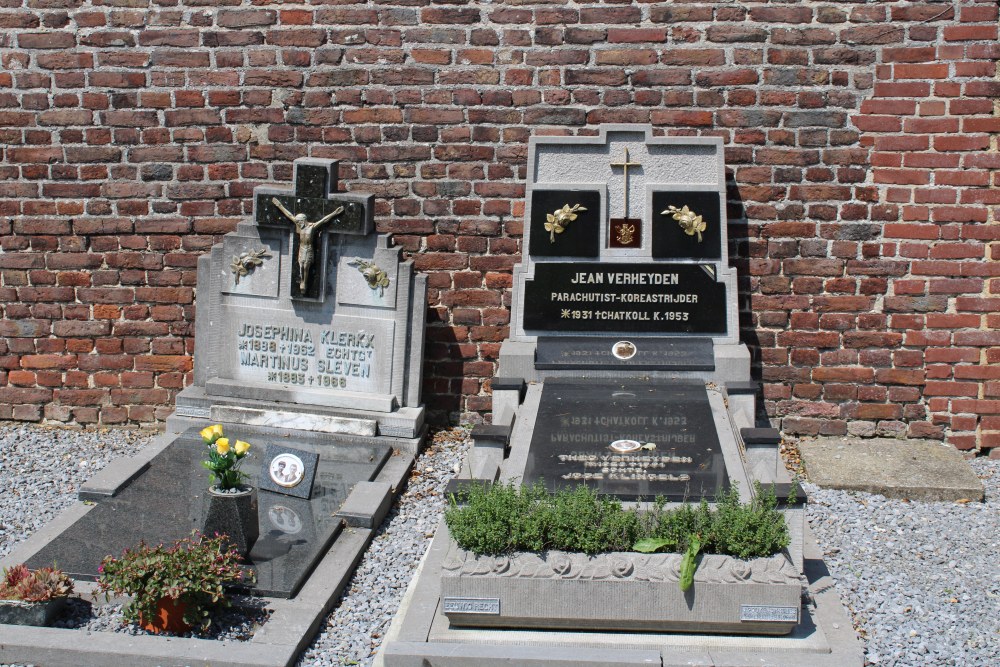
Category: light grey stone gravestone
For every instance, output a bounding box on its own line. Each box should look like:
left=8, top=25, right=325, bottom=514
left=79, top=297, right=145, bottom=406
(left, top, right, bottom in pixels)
left=380, top=126, right=862, bottom=667
left=171, top=158, right=427, bottom=444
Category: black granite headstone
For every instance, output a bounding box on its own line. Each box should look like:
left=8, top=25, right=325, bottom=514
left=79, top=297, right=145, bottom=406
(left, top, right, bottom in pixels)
left=523, top=262, right=727, bottom=334
left=522, top=379, right=729, bottom=501
left=535, top=337, right=715, bottom=371
left=26, top=428, right=390, bottom=598
left=528, top=189, right=601, bottom=258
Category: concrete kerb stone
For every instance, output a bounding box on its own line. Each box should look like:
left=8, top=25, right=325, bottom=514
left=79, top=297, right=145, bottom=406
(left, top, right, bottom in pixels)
left=338, top=481, right=393, bottom=528
left=798, top=436, right=985, bottom=502
left=0, top=431, right=419, bottom=667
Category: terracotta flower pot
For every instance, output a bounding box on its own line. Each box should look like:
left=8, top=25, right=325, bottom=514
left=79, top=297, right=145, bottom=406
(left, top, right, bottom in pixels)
left=139, top=596, right=191, bottom=635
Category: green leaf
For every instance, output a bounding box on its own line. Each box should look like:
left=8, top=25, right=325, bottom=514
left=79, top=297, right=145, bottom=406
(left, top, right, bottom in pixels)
left=632, top=537, right=675, bottom=553
left=679, top=533, right=702, bottom=592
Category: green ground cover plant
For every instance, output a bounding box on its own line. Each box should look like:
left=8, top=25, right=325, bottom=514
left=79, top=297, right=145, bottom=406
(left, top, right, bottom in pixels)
left=445, top=482, right=790, bottom=559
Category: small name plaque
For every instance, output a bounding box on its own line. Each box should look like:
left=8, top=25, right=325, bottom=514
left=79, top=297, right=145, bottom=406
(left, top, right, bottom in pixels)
left=739, top=605, right=799, bottom=623
left=442, top=597, right=501, bottom=615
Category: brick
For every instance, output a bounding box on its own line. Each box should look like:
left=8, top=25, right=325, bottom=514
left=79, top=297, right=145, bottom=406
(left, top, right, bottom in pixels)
left=18, top=32, right=75, bottom=49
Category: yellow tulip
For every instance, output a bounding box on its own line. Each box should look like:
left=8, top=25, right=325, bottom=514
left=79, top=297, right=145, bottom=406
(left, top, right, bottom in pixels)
left=233, top=440, right=250, bottom=456
left=215, top=438, right=230, bottom=455
left=200, top=424, right=223, bottom=444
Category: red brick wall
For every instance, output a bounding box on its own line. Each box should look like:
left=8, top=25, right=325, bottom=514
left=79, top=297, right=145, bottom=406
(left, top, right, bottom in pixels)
left=0, top=2, right=997, bottom=452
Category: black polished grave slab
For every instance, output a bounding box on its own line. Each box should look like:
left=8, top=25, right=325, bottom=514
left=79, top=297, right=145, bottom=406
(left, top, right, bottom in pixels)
left=523, top=262, right=727, bottom=334
left=535, top=337, right=715, bottom=371
left=26, top=428, right=390, bottom=598
left=651, top=190, right=723, bottom=261
left=522, top=379, right=728, bottom=501
left=528, top=189, right=601, bottom=258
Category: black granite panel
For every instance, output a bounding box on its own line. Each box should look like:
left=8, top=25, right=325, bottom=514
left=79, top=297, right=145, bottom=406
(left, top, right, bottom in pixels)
left=295, top=197, right=367, bottom=236
left=294, top=162, right=335, bottom=199
left=651, top=191, right=723, bottom=261
left=254, top=193, right=367, bottom=237
left=740, top=427, right=781, bottom=445
left=725, top=381, right=760, bottom=395
left=490, top=377, right=526, bottom=393
left=528, top=189, right=601, bottom=258
left=522, top=262, right=727, bottom=334
left=258, top=444, right=320, bottom=500
left=522, top=379, right=729, bottom=501
left=535, top=337, right=714, bottom=371
left=27, top=428, right=390, bottom=599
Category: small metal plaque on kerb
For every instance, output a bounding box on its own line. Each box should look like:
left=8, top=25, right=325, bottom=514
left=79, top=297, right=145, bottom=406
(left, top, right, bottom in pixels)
left=442, top=597, right=501, bottom=615
left=740, top=605, right=799, bottom=623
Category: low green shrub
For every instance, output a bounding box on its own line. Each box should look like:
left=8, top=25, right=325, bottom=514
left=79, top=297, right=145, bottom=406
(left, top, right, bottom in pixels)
left=445, top=481, right=789, bottom=558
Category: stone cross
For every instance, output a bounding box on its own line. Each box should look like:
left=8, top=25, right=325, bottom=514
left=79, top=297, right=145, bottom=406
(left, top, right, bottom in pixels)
left=254, top=159, right=372, bottom=299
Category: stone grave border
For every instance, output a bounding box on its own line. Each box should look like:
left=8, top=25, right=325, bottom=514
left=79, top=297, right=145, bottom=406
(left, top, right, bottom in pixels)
left=375, top=520, right=864, bottom=667
left=0, top=431, right=416, bottom=667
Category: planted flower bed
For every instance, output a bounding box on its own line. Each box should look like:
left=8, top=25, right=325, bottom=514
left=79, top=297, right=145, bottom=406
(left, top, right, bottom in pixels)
left=440, top=484, right=802, bottom=635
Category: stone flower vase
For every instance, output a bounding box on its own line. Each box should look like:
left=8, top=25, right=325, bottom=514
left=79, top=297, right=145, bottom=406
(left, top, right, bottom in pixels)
left=202, top=485, right=259, bottom=557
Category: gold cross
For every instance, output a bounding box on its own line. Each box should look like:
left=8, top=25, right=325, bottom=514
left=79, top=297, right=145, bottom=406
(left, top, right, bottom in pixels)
left=610, top=147, right=641, bottom=218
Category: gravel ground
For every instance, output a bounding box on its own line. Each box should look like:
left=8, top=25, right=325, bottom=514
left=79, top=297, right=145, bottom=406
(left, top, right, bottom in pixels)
left=3, top=421, right=998, bottom=667
left=803, top=457, right=1000, bottom=667
left=0, top=423, right=151, bottom=559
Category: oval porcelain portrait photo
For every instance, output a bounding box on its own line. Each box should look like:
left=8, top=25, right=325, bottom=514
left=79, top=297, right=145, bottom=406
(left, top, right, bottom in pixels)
left=268, top=453, right=306, bottom=489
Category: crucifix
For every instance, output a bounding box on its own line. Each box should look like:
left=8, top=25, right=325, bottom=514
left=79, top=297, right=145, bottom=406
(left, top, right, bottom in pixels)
left=609, top=147, right=642, bottom=248
left=271, top=198, right=344, bottom=294
left=255, top=159, right=373, bottom=299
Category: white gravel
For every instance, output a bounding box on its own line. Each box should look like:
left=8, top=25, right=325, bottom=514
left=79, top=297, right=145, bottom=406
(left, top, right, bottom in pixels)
left=0, top=423, right=150, bottom=559
left=3, top=421, right=998, bottom=667
left=804, top=457, right=1000, bottom=667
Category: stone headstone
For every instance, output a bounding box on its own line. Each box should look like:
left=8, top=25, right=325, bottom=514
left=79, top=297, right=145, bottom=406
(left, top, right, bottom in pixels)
left=510, top=124, right=740, bottom=346
left=172, top=157, right=427, bottom=442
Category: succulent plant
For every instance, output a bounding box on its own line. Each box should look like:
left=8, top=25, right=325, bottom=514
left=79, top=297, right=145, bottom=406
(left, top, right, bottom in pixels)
left=0, top=564, right=74, bottom=602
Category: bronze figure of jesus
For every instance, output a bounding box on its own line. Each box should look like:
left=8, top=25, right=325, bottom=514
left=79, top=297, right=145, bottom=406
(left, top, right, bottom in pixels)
left=271, top=197, right=344, bottom=293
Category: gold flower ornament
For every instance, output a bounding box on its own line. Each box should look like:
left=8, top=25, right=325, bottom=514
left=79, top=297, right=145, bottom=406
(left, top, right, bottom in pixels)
left=662, top=205, right=706, bottom=243
left=544, top=203, right=587, bottom=243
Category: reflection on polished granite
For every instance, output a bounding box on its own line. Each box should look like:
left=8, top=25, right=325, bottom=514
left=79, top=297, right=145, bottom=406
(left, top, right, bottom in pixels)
left=27, top=427, right=390, bottom=598
left=523, top=378, right=728, bottom=502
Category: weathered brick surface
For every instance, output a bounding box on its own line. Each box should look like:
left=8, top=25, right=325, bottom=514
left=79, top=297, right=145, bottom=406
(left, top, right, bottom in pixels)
left=0, top=1, right=997, bottom=452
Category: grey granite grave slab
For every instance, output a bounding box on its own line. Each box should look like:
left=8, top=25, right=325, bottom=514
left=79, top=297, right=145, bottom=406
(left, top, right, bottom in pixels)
left=26, top=427, right=391, bottom=598
left=799, top=436, right=984, bottom=502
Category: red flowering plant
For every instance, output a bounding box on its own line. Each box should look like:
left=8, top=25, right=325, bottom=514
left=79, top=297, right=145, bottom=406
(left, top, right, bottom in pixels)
left=96, top=531, right=250, bottom=632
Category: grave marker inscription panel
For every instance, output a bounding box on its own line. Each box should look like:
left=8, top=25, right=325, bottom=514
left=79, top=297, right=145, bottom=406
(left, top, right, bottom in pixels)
left=521, top=379, right=728, bottom=501
left=522, top=262, right=727, bottom=334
